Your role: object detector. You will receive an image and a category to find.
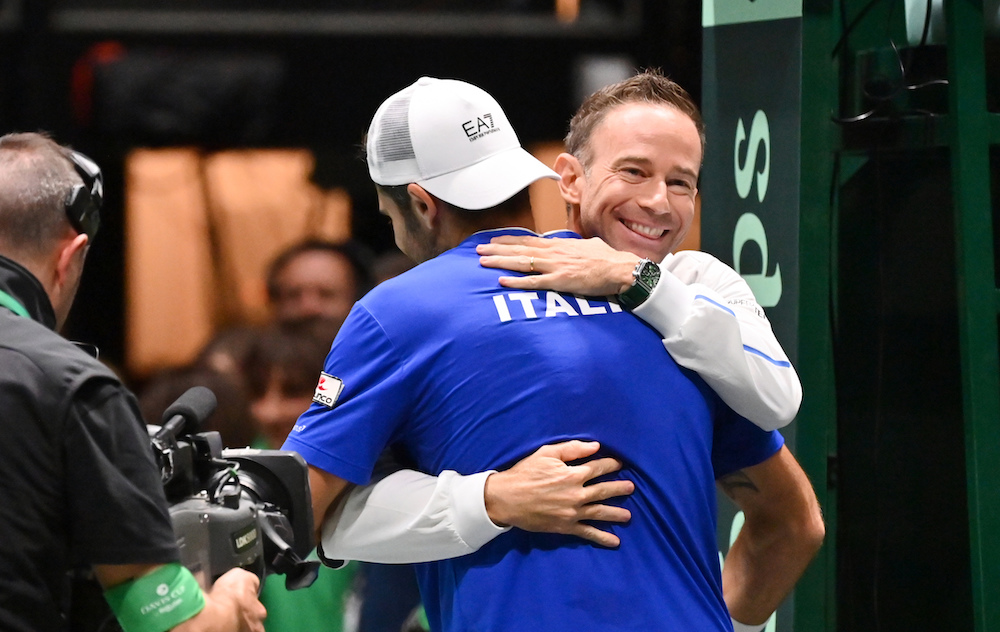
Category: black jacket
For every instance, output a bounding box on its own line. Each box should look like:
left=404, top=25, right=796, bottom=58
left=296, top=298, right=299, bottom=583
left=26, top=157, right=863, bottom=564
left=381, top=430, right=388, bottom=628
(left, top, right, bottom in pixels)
left=0, top=254, right=177, bottom=632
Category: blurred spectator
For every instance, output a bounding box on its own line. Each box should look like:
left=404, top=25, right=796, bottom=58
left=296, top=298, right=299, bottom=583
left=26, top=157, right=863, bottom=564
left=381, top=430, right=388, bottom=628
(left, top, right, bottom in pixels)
left=242, top=323, right=358, bottom=632
left=266, top=239, right=375, bottom=327
left=243, top=324, right=331, bottom=450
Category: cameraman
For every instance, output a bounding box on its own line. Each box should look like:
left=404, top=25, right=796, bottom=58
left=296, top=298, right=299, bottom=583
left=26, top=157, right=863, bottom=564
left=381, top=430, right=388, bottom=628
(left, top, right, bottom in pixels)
left=0, top=132, right=266, bottom=632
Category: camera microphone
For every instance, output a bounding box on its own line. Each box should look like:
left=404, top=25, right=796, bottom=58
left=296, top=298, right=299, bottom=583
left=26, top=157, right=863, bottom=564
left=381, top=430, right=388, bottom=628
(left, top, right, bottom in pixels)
left=156, top=386, right=218, bottom=442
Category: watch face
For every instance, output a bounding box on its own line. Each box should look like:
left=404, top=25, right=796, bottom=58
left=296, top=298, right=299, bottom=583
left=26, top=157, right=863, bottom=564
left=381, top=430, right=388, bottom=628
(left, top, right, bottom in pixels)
left=638, top=261, right=661, bottom=289
left=619, top=259, right=660, bottom=310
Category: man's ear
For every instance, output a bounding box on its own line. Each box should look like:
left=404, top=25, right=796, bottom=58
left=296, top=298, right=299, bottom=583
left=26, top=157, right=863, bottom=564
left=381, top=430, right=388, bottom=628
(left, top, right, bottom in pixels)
left=54, top=233, right=89, bottom=291
left=554, top=153, right=585, bottom=232
left=554, top=153, right=584, bottom=204
left=407, top=183, right=440, bottom=230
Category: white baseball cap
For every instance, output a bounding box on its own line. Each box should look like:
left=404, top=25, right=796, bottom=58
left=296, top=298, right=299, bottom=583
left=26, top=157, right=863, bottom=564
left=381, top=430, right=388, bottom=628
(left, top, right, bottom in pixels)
left=366, top=76, right=559, bottom=211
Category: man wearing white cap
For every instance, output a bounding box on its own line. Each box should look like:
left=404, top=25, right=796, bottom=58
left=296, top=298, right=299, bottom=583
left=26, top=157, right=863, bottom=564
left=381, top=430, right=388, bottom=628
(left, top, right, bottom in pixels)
left=283, top=77, right=796, bottom=631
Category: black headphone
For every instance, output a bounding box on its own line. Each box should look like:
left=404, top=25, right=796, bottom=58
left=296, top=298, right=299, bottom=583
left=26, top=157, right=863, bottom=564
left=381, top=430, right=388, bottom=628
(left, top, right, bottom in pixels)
left=65, top=150, right=103, bottom=240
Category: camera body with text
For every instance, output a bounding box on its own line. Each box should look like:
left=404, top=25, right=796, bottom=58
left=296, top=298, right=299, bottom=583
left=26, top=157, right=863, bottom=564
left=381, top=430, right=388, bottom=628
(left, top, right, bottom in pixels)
left=149, top=386, right=319, bottom=591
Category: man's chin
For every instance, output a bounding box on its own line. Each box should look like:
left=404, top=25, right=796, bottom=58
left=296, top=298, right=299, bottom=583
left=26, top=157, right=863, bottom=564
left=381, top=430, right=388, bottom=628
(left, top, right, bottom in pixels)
left=610, top=231, right=672, bottom=262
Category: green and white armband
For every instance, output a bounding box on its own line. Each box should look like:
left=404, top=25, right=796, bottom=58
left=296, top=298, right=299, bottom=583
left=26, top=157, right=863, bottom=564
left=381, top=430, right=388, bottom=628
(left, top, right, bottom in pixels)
left=104, top=563, right=206, bottom=632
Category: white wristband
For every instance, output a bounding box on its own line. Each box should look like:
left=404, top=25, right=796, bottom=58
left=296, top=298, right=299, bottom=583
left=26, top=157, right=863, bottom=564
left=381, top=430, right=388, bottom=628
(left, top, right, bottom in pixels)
left=731, top=618, right=767, bottom=632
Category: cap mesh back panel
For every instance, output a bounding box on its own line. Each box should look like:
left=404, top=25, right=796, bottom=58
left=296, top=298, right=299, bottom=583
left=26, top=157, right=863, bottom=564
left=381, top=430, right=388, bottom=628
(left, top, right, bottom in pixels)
left=375, top=95, right=415, bottom=164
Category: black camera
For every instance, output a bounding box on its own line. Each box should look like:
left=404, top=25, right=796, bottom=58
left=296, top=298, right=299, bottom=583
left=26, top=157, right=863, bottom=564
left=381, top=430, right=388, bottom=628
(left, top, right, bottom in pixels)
left=149, top=386, right=319, bottom=592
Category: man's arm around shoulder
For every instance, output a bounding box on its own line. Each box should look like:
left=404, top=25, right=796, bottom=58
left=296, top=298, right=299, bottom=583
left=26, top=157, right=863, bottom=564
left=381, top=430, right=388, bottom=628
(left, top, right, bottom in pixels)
left=318, top=441, right=635, bottom=564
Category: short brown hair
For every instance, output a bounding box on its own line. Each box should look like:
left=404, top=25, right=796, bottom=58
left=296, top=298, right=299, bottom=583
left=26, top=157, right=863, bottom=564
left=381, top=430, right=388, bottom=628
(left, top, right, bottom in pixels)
left=564, top=69, right=706, bottom=169
left=375, top=183, right=531, bottom=235
left=0, top=132, right=79, bottom=258
left=243, top=324, right=331, bottom=400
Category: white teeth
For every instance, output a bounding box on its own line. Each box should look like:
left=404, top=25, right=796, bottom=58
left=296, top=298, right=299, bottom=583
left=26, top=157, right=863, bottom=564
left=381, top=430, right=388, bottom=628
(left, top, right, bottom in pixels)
left=624, top=220, right=665, bottom=238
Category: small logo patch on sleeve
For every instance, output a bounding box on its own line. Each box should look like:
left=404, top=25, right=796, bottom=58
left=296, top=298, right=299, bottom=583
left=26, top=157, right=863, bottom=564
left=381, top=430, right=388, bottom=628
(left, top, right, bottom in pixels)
left=313, top=372, right=345, bottom=409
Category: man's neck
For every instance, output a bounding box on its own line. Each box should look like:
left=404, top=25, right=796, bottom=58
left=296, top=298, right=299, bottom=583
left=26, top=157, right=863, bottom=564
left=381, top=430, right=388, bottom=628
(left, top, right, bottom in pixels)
left=444, top=207, right=536, bottom=248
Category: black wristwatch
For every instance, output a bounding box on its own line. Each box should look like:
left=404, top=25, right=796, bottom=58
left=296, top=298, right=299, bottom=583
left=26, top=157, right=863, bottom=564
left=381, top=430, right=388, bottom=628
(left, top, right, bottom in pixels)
left=618, top=258, right=661, bottom=310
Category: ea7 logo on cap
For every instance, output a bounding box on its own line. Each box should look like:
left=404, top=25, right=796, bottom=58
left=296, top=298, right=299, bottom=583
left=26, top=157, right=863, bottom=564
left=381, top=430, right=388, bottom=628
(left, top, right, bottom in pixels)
left=313, top=372, right=345, bottom=409
left=462, top=113, right=498, bottom=141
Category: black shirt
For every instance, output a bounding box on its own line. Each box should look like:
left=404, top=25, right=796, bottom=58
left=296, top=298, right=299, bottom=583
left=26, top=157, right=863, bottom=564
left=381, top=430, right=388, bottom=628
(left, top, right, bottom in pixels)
left=0, top=255, right=178, bottom=632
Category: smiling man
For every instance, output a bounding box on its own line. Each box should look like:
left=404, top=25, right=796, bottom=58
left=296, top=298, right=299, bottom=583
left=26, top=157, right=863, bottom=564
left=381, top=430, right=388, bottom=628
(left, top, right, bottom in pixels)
left=561, top=83, right=702, bottom=258
left=477, top=70, right=799, bottom=430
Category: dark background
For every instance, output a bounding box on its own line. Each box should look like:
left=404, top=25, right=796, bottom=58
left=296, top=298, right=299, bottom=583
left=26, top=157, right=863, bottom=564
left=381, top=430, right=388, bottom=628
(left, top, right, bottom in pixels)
left=0, top=0, right=701, bottom=364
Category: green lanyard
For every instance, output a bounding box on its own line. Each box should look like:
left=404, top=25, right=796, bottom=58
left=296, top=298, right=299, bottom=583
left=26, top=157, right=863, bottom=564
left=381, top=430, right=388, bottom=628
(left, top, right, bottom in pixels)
left=0, top=289, right=29, bottom=318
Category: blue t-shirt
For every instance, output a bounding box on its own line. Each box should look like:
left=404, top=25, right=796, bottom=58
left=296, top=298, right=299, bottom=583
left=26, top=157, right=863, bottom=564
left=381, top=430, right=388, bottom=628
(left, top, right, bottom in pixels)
left=284, top=228, right=783, bottom=632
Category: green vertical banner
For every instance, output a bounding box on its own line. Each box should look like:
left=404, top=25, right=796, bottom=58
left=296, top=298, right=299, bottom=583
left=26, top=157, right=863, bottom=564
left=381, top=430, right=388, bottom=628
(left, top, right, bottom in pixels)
left=702, top=1, right=802, bottom=631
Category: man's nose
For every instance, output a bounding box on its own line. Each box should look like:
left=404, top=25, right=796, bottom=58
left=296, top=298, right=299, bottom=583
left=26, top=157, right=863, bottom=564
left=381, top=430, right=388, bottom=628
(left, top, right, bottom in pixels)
left=636, top=180, right=671, bottom=214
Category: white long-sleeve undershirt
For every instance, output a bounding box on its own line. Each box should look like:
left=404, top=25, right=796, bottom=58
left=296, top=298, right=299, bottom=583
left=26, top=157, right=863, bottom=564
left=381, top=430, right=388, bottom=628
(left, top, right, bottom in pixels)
left=637, top=249, right=801, bottom=431
left=320, top=250, right=800, bottom=564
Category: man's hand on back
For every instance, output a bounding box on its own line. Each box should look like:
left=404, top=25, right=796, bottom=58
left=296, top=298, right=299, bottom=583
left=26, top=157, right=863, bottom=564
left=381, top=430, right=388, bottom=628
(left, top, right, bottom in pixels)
left=484, top=440, right=634, bottom=548
left=477, top=235, right=640, bottom=296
